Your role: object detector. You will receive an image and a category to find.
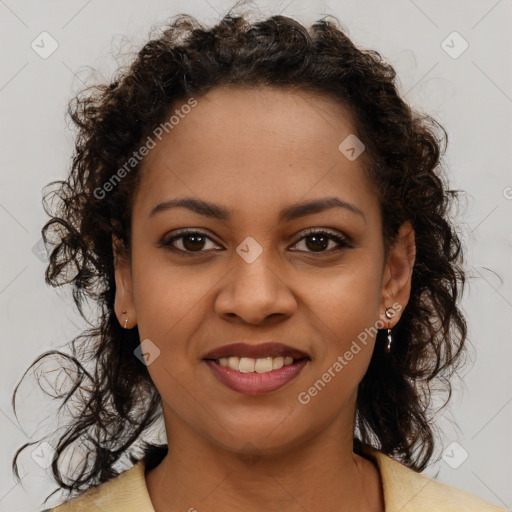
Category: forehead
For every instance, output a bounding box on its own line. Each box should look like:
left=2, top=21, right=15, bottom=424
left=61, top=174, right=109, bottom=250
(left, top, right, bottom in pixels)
left=144, top=86, right=358, bottom=168
left=134, top=86, right=377, bottom=222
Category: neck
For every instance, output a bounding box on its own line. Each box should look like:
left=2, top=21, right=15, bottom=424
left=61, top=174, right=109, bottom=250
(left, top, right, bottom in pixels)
left=145, top=409, right=382, bottom=512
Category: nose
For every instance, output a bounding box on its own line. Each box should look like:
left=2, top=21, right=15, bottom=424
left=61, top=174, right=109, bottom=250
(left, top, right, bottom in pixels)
left=214, top=254, right=297, bottom=325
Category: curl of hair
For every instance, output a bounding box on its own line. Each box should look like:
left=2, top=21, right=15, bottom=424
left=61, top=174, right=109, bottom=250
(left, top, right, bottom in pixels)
left=12, top=8, right=468, bottom=504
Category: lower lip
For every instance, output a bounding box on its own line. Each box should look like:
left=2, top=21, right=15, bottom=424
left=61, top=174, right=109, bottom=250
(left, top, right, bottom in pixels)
left=204, top=359, right=309, bottom=396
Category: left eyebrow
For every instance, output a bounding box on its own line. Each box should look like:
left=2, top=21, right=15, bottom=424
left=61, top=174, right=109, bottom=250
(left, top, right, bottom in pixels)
left=148, top=196, right=365, bottom=222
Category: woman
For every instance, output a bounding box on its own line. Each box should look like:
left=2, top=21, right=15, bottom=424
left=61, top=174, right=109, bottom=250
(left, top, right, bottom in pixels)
left=12, top=8, right=505, bottom=512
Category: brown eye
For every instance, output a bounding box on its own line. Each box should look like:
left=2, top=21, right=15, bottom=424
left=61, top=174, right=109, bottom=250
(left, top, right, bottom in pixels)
left=160, top=230, right=220, bottom=254
left=291, top=229, right=351, bottom=254
left=159, top=228, right=352, bottom=257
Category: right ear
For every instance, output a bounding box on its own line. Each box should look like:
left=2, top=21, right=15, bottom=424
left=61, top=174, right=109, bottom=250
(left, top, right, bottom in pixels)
left=112, top=234, right=137, bottom=329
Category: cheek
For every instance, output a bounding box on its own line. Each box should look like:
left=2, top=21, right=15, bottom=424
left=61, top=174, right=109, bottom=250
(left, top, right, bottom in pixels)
left=302, top=257, right=383, bottom=342
left=295, top=260, right=383, bottom=409
left=130, top=264, right=208, bottom=401
left=132, top=254, right=210, bottom=338
left=296, top=276, right=380, bottom=416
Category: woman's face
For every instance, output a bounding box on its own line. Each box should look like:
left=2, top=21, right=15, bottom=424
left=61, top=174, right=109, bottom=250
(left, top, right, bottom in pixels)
left=114, top=85, right=415, bottom=456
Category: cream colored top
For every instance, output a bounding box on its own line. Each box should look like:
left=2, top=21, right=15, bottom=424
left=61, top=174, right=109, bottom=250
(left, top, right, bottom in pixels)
left=48, top=447, right=506, bottom=511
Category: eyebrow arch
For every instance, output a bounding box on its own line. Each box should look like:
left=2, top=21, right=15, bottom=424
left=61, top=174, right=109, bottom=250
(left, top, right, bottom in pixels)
left=149, top=196, right=365, bottom=222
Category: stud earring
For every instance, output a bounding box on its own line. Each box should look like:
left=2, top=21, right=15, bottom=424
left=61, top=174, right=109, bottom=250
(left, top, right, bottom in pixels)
left=384, top=307, right=394, bottom=353
left=122, top=310, right=128, bottom=329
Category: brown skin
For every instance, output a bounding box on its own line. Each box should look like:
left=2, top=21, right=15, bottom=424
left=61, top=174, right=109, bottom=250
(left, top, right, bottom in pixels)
left=113, top=86, right=415, bottom=511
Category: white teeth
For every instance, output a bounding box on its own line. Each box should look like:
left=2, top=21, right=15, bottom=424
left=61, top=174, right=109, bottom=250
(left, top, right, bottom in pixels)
left=227, top=356, right=240, bottom=371
left=239, top=357, right=255, bottom=373
left=217, top=355, right=298, bottom=373
left=272, top=356, right=284, bottom=369
left=254, top=357, right=273, bottom=373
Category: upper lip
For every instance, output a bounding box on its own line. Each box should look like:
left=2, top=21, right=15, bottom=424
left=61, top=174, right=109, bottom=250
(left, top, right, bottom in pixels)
left=203, top=342, right=310, bottom=360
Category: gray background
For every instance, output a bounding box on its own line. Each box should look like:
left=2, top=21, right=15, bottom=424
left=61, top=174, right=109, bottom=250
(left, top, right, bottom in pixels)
left=1, top=0, right=511, bottom=510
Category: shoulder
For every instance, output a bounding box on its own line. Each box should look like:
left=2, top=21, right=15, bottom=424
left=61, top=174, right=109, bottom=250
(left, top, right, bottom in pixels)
left=46, top=460, right=155, bottom=512
left=364, top=446, right=507, bottom=512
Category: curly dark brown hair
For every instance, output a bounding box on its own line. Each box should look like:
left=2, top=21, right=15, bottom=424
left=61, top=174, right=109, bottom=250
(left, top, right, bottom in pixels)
left=12, top=7, right=468, bottom=506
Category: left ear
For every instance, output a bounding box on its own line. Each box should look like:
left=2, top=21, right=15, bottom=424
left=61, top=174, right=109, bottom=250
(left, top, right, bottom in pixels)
left=112, top=234, right=137, bottom=329
left=379, top=220, right=416, bottom=325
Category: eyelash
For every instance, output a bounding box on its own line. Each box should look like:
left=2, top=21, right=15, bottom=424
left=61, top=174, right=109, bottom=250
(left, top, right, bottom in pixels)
left=159, top=228, right=352, bottom=257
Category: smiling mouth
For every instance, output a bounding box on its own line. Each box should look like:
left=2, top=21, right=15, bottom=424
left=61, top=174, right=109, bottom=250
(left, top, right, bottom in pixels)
left=206, top=355, right=307, bottom=373
left=204, top=358, right=309, bottom=396
left=202, top=341, right=310, bottom=375
left=202, top=342, right=310, bottom=394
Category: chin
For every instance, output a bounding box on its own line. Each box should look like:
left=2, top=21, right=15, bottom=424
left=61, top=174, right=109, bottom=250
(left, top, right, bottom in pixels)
left=201, top=414, right=317, bottom=458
